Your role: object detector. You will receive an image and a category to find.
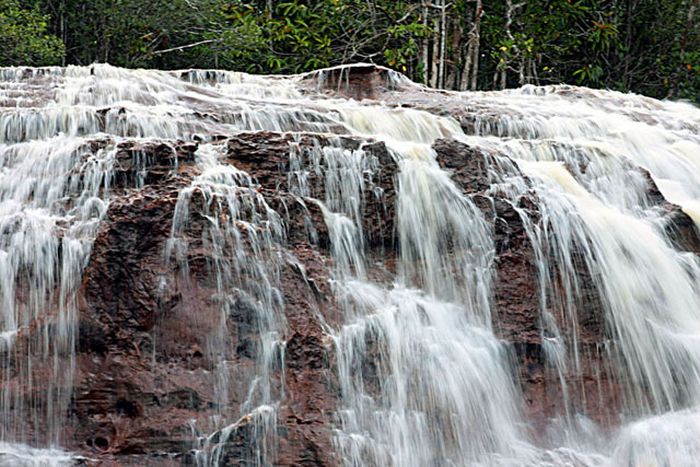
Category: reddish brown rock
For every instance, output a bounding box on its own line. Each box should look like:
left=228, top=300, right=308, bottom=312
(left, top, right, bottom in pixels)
left=4, top=64, right=699, bottom=466
left=432, top=137, right=623, bottom=430
left=64, top=132, right=399, bottom=465
left=5, top=123, right=694, bottom=465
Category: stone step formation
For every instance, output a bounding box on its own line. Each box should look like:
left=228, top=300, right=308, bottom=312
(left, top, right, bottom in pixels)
left=0, top=63, right=700, bottom=466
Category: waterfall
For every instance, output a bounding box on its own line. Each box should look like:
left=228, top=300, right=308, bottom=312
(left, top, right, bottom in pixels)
left=168, top=143, right=286, bottom=466
left=0, top=135, right=115, bottom=449
left=0, top=63, right=699, bottom=466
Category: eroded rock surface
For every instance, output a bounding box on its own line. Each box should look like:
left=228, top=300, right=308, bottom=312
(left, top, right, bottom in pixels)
left=3, top=63, right=699, bottom=466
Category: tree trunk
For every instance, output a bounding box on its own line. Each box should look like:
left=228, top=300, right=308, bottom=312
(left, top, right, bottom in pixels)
left=430, top=14, right=440, bottom=88
left=502, top=0, right=523, bottom=89
left=422, top=2, right=430, bottom=85
left=60, top=0, right=66, bottom=66
left=460, top=19, right=473, bottom=91
left=501, top=0, right=515, bottom=89
left=470, top=0, right=483, bottom=90
left=438, top=0, right=447, bottom=89
left=623, top=0, right=633, bottom=90
left=447, top=18, right=462, bottom=90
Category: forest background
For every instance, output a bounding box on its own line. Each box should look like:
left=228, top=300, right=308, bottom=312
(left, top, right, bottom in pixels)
left=0, top=0, right=698, bottom=102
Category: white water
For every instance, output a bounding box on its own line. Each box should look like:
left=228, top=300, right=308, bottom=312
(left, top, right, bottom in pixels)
left=168, top=143, right=286, bottom=466
left=0, top=63, right=699, bottom=465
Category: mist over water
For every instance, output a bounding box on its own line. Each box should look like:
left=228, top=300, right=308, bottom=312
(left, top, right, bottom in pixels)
left=0, top=63, right=699, bottom=465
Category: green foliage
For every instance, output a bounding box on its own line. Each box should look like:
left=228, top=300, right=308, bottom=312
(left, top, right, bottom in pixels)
left=480, top=0, right=698, bottom=101
left=1, top=0, right=697, bottom=103
left=573, top=64, right=604, bottom=85
left=201, top=0, right=428, bottom=74
left=0, top=0, right=63, bottom=66
left=678, top=49, right=700, bottom=101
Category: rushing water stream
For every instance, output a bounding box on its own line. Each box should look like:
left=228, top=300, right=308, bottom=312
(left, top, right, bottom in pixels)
left=0, top=64, right=699, bottom=465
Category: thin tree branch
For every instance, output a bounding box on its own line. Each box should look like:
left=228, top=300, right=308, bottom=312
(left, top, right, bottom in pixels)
left=150, top=38, right=221, bottom=56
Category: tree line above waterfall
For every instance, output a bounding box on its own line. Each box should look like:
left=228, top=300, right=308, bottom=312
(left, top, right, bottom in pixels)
left=1, top=0, right=698, bottom=102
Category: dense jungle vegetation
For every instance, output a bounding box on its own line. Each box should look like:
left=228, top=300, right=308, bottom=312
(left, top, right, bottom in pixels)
left=1, top=0, right=698, bottom=101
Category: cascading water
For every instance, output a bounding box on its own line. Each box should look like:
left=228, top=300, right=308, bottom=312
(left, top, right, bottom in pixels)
left=0, top=134, right=116, bottom=453
left=0, top=62, right=699, bottom=466
left=168, top=143, right=287, bottom=466
left=456, top=86, right=700, bottom=463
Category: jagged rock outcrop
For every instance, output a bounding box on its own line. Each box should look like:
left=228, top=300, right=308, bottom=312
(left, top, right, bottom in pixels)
left=3, top=63, right=700, bottom=466
left=63, top=131, right=399, bottom=464
left=56, top=127, right=699, bottom=465
left=432, top=138, right=624, bottom=429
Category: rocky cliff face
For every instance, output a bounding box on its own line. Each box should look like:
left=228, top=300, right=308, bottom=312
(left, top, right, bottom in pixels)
left=63, top=130, right=392, bottom=464
left=73, top=138, right=696, bottom=464
left=2, top=64, right=700, bottom=466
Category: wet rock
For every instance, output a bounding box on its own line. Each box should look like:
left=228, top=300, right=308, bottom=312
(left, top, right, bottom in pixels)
left=299, top=64, right=408, bottom=101
left=110, top=141, right=198, bottom=189
left=3, top=128, right=633, bottom=463
left=640, top=168, right=700, bottom=254
left=432, top=137, right=618, bottom=428
left=226, top=131, right=397, bottom=248
left=664, top=207, right=700, bottom=254
left=70, top=134, right=358, bottom=464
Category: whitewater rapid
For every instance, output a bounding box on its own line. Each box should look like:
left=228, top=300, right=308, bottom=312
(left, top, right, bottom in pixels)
left=0, top=63, right=699, bottom=466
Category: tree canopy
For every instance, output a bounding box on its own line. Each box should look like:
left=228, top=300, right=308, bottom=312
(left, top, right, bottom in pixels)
left=0, top=0, right=63, bottom=65
left=5, top=0, right=700, bottom=102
